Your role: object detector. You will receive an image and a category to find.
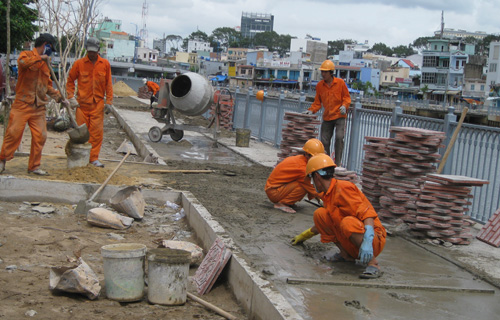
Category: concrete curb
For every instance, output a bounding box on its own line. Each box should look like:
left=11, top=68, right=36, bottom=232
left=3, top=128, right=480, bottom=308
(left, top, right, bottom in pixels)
left=110, top=105, right=166, bottom=165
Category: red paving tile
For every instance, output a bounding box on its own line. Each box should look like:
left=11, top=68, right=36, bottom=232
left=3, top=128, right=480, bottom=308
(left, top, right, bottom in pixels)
left=476, top=207, right=500, bottom=247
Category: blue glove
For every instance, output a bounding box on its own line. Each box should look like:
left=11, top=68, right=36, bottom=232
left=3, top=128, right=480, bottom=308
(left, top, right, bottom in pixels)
left=359, top=225, right=374, bottom=264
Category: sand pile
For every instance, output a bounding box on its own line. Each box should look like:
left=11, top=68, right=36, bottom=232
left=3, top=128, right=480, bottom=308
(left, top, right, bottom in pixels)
left=113, top=81, right=138, bottom=97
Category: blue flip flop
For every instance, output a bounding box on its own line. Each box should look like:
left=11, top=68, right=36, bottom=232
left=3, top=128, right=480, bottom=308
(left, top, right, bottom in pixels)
left=359, top=265, right=382, bottom=279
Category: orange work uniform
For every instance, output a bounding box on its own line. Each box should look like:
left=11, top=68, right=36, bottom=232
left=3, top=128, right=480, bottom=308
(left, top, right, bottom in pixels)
left=313, top=179, right=386, bottom=259
left=265, top=155, right=321, bottom=206
left=146, top=81, right=159, bottom=95
left=66, top=54, right=113, bottom=162
left=309, top=78, right=351, bottom=121
left=0, top=48, right=62, bottom=171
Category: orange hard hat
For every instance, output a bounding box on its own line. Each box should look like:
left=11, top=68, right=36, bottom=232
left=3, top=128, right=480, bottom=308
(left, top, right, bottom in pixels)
left=306, top=153, right=336, bottom=175
left=319, top=60, right=335, bottom=71
left=302, top=138, right=325, bottom=156
left=256, top=90, right=265, bottom=102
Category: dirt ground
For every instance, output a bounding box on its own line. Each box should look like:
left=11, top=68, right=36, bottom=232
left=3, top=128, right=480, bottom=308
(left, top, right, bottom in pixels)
left=0, top=98, right=257, bottom=319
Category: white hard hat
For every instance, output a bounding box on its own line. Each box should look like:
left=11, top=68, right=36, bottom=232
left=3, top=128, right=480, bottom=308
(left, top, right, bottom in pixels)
left=142, top=78, right=147, bottom=84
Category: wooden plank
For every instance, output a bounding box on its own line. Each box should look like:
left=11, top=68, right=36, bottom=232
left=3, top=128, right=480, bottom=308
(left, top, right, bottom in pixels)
left=148, top=169, right=215, bottom=174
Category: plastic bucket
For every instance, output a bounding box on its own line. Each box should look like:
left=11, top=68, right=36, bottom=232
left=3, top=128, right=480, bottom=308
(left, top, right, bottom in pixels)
left=65, top=142, right=91, bottom=169
left=109, top=186, right=146, bottom=220
left=101, top=243, right=147, bottom=302
left=235, top=128, right=251, bottom=147
left=147, top=248, right=190, bottom=305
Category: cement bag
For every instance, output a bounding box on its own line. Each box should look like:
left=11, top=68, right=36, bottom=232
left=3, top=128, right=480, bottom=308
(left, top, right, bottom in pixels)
left=87, top=207, right=134, bottom=229
left=158, top=240, right=203, bottom=266
left=49, top=258, right=101, bottom=300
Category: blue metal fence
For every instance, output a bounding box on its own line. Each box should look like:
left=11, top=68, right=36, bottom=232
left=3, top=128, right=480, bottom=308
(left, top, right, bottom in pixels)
left=232, top=88, right=500, bottom=223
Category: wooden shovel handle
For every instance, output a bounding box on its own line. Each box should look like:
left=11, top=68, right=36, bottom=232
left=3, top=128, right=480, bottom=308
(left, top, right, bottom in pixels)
left=46, top=61, right=79, bottom=128
left=89, top=150, right=131, bottom=202
left=437, top=107, right=468, bottom=174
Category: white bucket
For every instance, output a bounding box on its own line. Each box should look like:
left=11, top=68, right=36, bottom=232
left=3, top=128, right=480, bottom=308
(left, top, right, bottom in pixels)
left=101, top=243, right=147, bottom=302
left=147, top=248, right=190, bottom=305
left=65, top=142, right=91, bottom=169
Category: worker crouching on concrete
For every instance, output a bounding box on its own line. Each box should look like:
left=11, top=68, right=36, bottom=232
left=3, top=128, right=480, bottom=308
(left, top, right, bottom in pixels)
left=265, top=138, right=325, bottom=213
left=0, top=33, right=69, bottom=175
left=292, top=153, right=386, bottom=279
left=66, top=37, right=113, bottom=168
left=143, top=78, right=159, bottom=108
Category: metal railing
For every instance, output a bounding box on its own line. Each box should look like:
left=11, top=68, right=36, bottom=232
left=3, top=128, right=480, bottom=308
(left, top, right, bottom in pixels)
left=231, top=87, right=500, bottom=223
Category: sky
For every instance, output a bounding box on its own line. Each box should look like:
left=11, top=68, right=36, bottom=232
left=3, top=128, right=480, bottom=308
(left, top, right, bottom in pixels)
left=98, top=0, right=500, bottom=49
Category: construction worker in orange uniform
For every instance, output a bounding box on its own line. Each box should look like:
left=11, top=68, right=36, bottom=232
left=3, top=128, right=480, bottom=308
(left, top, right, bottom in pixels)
left=265, top=139, right=325, bottom=213
left=0, top=33, right=69, bottom=175
left=292, top=153, right=386, bottom=279
left=303, top=60, right=351, bottom=167
left=66, top=37, right=113, bottom=168
left=143, top=78, right=159, bottom=108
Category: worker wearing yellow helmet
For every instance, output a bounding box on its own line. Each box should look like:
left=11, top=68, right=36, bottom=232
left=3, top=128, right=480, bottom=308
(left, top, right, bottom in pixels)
left=291, top=153, right=386, bottom=279
left=302, top=60, right=351, bottom=167
left=265, top=139, right=325, bottom=213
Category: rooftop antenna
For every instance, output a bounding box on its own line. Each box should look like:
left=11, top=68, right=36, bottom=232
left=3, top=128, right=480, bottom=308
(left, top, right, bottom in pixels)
left=440, top=10, right=444, bottom=39
left=140, top=0, right=149, bottom=47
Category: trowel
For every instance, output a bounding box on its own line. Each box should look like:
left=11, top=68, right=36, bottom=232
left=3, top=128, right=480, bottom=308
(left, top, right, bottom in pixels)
left=47, top=62, right=90, bottom=144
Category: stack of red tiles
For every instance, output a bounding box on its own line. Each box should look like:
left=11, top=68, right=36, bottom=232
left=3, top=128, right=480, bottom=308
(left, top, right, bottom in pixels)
left=361, top=137, right=390, bottom=211
left=375, top=127, right=445, bottom=224
left=209, top=94, right=234, bottom=130
left=476, top=208, right=500, bottom=247
left=335, top=167, right=362, bottom=189
left=278, top=112, right=320, bottom=162
left=137, top=85, right=152, bottom=99
left=411, top=174, right=489, bottom=244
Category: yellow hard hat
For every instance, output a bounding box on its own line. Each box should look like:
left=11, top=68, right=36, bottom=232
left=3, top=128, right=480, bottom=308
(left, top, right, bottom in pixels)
left=306, top=153, right=336, bottom=175
left=256, top=90, right=265, bottom=102
left=319, top=60, right=335, bottom=71
left=302, top=138, right=325, bottom=156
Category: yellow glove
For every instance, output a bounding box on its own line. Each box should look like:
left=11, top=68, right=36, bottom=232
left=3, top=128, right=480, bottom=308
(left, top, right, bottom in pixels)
left=291, top=228, right=316, bottom=245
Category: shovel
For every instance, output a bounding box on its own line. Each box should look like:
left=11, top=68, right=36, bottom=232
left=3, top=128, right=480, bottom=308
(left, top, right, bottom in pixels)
left=47, top=62, right=89, bottom=144
left=74, top=149, right=132, bottom=215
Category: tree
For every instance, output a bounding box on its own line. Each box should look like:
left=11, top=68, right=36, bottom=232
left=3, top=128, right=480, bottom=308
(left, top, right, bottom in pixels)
left=370, top=42, right=393, bottom=56
left=327, top=39, right=355, bottom=56
left=165, top=34, right=182, bottom=54
left=0, top=0, right=38, bottom=54
left=477, top=34, right=500, bottom=56
left=182, top=30, right=209, bottom=51
left=211, top=27, right=239, bottom=52
left=392, top=45, right=415, bottom=57
left=35, top=0, right=104, bottom=95
left=253, top=31, right=280, bottom=51
left=411, top=36, right=433, bottom=51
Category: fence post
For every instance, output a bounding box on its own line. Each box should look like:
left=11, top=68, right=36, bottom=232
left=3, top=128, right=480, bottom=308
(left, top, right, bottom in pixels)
left=346, top=97, right=362, bottom=171
left=298, top=91, right=305, bottom=111
left=244, top=86, right=253, bottom=129
left=390, top=100, right=403, bottom=138
left=273, top=89, right=286, bottom=148
left=441, top=106, right=457, bottom=174
left=258, top=89, right=267, bottom=141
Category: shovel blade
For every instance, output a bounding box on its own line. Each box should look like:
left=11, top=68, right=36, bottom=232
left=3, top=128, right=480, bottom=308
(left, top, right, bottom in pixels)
left=68, top=123, right=90, bottom=144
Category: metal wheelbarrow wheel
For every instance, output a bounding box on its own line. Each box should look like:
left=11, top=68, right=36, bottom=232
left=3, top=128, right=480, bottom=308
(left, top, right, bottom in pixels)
left=169, top=129, right=184, bottom=142
left=148, top=126, right=163, bottom=142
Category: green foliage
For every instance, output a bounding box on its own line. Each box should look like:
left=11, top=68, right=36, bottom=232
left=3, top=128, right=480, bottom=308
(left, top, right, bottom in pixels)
left=252, top=31, right=292, bottom=56
left=370, top=42, right=393, bottom=56
left=211, top=27, right=239, bottom=52
left=392, top=44, right=416, bottom=57
left=411, top=36, right=433, bottom=50
left=327, top=39, right=355, bottom=56
left=0, top=0, right=39, bottom=53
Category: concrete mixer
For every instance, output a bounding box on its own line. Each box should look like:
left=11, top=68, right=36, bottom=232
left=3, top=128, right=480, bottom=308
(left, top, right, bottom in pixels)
left=148, top=72, right=217, bottom=143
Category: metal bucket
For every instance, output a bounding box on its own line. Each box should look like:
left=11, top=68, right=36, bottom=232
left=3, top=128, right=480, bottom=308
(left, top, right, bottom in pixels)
left=236, top=128, right=251, bottom=147
left=147, top=248, right=191, bottom=306
left=101, top=243, right=147, bottom=302
left=170, top=72, right=213, bottom=116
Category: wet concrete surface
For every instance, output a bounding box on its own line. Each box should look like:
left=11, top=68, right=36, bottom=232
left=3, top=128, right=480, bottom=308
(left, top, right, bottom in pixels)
left=118, top=106, right=500, bottom=320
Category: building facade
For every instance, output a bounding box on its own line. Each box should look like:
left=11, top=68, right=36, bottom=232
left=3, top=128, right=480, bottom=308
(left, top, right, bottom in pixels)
left=485, top=41, right=500, bottom=107
left=240, top=12, right=274, bottom=39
